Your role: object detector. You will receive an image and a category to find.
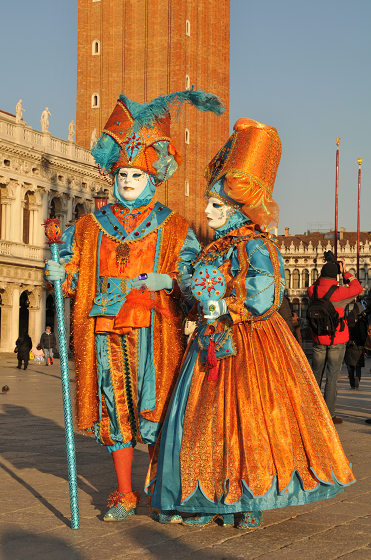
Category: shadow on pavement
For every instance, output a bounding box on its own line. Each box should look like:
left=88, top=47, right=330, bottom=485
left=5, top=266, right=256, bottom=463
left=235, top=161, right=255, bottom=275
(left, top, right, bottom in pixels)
left=0, top=403, right=117, bottom=523
left=0, top=528, right=85, bottom=560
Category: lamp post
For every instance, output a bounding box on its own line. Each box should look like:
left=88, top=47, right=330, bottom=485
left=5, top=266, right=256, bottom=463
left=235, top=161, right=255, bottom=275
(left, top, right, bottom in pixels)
left=357, top=158, right=362, bottom=280
left=334, top=138, right=340, bottom=261
left=93, top=187, right=108, bottom=211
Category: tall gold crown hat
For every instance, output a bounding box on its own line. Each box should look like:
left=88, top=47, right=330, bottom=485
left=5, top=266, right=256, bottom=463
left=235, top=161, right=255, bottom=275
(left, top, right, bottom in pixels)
left=92, top=88, right=225, bottom=184
left=204, top=117, right=282, bottom=230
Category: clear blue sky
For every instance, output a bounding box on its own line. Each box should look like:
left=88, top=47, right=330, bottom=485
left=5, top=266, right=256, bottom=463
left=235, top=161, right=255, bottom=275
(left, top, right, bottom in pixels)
left=1, top=0, right=370, bottom=235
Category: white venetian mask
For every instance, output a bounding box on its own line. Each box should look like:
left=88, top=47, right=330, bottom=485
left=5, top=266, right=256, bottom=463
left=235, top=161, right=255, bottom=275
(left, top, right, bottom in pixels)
left=205, top=196, right=234, bottom=229
left=116, top=167, right=149, bottom=201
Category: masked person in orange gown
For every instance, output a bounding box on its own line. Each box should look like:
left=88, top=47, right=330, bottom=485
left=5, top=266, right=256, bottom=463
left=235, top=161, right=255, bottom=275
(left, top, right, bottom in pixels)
left=44, top=90, right=225, bottom=521
left=145, top=118, right=355, bottom=528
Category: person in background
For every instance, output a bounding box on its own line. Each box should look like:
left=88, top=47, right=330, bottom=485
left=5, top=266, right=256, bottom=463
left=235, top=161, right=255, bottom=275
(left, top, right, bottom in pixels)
left=32, top=344, right=45, bottom=363
left=278, top=295, right=295, bottom=334
left=292, top=311, right=302, bottom=347
left=345, top=298, right=368, bottom=389
left=307, top=255, right=363, bottom=424
left=40, top=326, right=57, bottom=366
left=15, top=329, right=32, bottom=370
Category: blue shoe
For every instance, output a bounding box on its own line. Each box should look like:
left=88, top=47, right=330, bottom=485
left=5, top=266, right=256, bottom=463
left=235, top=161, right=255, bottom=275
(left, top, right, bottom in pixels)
left=237, top=510, right=263, bottom=529
left=103, top=490, right=140, bottom=522
left=182, top=514, right=215, bottom=527
left=182, top=513, right=234, bottom=527
left=152, top=509, right=183, bottom=524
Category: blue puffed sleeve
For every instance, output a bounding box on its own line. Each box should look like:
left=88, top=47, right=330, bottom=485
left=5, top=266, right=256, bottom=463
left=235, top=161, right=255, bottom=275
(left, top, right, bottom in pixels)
left=177, top=227, right=201, bottom=273
left=229, top=238, right=285, bottom=319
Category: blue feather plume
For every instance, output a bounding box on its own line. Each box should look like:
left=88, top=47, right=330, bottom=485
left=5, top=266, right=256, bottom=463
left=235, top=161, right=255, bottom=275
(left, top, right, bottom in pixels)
left=120, top=88, right=225, bottom=132
left=91, top=133, right=121, bottom=173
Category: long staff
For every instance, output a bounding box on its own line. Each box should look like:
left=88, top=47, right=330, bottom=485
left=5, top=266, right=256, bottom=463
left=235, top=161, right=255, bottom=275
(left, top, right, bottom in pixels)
left=43, top=218, right=80, bottom=529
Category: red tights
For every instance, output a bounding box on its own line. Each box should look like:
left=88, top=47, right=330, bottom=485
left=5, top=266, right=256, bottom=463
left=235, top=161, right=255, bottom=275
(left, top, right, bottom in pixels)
left=111, top=445, right=156, bottom=495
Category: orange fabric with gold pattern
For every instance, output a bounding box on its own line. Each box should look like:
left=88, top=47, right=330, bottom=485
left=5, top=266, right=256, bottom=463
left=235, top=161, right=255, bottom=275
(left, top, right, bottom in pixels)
left=205, top=118, right=282, bottom=230
left=64, top=214, right=100, bottom=430
left=63, top=211, right=189, bottom=431
left=178, top=313, right=355, bottom=503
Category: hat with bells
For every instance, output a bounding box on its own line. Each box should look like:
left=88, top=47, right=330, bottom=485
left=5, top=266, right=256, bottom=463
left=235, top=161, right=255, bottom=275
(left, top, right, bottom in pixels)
left=204, top=117, right=282, bottom=230
left=92, top=89, right=226, bottom=184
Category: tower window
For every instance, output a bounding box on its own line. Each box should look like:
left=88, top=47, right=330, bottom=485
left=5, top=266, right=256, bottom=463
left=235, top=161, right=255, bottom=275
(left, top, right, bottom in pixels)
left=186, top=20, right=190, bottom=36
left=185, top=180, right=189, bottom=197
left=185, top=75, right=190, bottom=90
left=92, top=40, right=100, bottom=55
left=185, top=128, right=190, bottom=144
left=92, top=93, right=100, bottom=108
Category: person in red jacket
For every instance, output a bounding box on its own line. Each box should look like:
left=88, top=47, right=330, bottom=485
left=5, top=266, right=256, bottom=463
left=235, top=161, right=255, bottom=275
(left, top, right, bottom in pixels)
left=307, top=258, right=363, bottom=424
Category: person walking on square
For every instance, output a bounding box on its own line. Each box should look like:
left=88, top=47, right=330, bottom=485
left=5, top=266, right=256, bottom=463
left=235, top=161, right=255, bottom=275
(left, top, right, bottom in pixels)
left=307, top=254, right=363, bottom=424
left=44, top=89, right=224, bottom=522
left=344, top=299, right=368, bottom=389
left=15, top=328, right=32, bottom=370
left=40, top=326, right=57, bottom=366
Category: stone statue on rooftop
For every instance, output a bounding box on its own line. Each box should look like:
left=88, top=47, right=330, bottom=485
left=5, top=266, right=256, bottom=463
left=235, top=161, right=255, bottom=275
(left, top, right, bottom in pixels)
left=90, top=128, right=97, bottom=149
left=16, top=99, right=24, bottom=123
left=40, top=108, right=51, bottom=132
left=68, top=120, right=76, bottom=142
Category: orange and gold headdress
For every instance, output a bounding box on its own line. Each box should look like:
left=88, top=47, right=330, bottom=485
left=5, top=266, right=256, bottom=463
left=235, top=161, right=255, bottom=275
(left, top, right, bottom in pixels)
left=92, top=89, right=225, bottom=183
left=205, top=118, right=282, bottom=230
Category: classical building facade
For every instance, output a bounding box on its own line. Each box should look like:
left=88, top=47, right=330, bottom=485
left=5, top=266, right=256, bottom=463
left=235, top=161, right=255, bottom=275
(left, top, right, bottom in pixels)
left=76, top=0, right=230, bottom=244
left=278, top=228, right=371, bottom=342
left=0, top=107, right=111, bottom=352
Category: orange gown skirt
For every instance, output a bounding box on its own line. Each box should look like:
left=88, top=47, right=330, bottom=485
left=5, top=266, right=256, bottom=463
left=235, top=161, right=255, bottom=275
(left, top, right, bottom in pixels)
left=146, top=313, right=355, bottom=514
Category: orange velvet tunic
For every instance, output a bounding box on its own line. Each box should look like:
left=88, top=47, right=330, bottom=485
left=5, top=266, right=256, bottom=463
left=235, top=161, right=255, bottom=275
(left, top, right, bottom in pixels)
left=61, top=207, right=191, bottom=431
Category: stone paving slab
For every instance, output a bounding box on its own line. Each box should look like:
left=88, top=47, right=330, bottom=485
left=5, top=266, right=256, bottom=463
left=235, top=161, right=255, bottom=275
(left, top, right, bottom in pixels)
left=0, top=355, right=370, bottom=560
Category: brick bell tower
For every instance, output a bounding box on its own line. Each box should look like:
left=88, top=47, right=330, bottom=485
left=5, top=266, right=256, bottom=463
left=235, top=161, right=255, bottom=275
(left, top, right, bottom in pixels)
left=76, top=0, right=230, bottom=243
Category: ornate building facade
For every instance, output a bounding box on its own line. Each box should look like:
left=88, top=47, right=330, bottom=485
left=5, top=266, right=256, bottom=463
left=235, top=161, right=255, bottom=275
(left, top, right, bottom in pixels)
left=278, top=228, right=371, bottom=344
left=0, top=107, right=110, bottom=352
left=76, top=0, right=230, bottom=244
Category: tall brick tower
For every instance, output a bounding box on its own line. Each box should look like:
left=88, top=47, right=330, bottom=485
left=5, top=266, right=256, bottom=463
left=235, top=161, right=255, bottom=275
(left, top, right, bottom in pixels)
left=76, top=0, right=230, bottom=243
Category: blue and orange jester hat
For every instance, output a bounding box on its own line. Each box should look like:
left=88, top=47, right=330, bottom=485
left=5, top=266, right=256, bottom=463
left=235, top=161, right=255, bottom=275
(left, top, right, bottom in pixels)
left=92, top=89, right=225, bottom=183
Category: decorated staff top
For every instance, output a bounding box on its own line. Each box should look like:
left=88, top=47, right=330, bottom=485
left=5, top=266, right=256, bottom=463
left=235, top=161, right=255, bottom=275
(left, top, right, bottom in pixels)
left=191, top=264, right=226, bottom=302
left=43, top=217, right=63, bottom=244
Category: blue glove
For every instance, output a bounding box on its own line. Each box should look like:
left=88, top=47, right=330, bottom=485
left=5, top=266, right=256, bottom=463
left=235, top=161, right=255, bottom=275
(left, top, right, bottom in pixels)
left=44, top=259, right=66, bottom=283
left=131, top=273, right=173, bottom=292
left=201, top=299, right=228, bottom=321
left=177, top=266, right=195, bottom=304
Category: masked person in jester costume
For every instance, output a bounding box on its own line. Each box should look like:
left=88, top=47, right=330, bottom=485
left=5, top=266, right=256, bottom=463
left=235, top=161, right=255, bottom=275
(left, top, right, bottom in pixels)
left=44, top=90, right=225, bottom=522
left=145, top=118, right=355, bottom=528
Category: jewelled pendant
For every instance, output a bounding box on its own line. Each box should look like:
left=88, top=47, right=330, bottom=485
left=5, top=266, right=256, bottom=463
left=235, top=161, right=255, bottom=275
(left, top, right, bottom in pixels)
left=116, top=242, right=130, bottom=272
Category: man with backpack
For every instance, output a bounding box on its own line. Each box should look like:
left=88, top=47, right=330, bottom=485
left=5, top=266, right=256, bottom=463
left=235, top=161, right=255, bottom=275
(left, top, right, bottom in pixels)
left=307, top=254, right=363, bottom=424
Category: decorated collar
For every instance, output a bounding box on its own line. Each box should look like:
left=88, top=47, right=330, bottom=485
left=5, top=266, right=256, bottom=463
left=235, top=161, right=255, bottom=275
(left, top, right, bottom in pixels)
left=92, top=202, right=172, bottom=243
left=194, top=223, right=278, bottom=266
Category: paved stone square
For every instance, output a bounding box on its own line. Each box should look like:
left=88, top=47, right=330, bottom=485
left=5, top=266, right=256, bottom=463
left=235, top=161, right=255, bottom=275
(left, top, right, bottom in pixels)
left=0, top=353, right=370, bottom=560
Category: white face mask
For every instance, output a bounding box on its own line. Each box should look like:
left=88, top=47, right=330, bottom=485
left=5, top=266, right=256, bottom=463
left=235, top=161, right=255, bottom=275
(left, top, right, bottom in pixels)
left=205, top=196, right=233, bottom=229
left=117, top=167, right=149, bottom=201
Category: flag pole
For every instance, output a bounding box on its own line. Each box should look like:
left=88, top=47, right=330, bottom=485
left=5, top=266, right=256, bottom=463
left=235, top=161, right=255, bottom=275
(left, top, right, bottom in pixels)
left=43, top=218, right=80, bottom=529
left=357, top=158, right=363, bottom=280
left=334, top=138, right=340, bottom=261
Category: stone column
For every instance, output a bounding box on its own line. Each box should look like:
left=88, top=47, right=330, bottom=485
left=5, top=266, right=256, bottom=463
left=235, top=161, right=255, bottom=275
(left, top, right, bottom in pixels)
left=0, top=306, right=12, bottom=351
left=10, top=284, right=20, bottom=350
left=6, top=203, right=11, bottom=241
left=1, top=204, right=5, bottom=239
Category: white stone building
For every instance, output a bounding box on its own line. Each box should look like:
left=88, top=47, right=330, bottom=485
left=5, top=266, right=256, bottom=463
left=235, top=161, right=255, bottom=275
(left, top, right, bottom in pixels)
left=0, top=105, right=111, bottom=352
left=278, top=227, right=371, bottom=342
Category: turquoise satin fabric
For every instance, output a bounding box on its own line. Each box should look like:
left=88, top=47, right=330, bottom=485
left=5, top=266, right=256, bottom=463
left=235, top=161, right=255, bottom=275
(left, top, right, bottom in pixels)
left=94, top=331, right=161, bottom=451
